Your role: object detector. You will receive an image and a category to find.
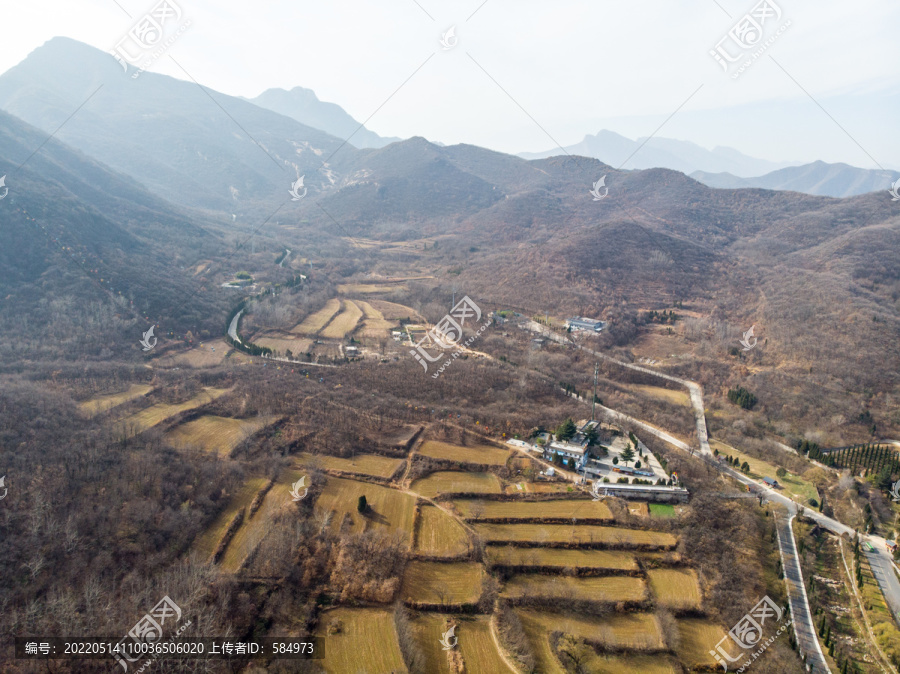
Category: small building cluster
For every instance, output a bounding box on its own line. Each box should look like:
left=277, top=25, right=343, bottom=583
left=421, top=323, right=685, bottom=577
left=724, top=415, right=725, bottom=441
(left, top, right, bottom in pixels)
left=565, top=316, right=606, bottom=332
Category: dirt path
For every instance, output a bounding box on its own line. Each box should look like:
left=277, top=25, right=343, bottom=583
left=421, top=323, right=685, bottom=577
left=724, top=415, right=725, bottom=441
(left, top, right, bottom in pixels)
left=489, top=609, right=523, bottom=673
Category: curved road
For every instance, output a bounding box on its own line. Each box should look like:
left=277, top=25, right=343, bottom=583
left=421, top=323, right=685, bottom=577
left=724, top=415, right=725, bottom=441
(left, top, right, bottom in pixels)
left=776, top=513, right=830, bottom=673
left=539, top=327, right=900, bottom=634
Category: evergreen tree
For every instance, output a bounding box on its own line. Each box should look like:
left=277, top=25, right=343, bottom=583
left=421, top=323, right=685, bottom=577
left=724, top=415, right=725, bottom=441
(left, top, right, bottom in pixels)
left=556, top=418, right=577, bottom=442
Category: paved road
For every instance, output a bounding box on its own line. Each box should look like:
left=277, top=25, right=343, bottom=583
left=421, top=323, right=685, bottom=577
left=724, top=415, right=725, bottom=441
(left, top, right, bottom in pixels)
left=576, top=343, right=712, bottom=456
left=227, top=309, right=244, bottom=343
left=864, top=538, right=900, bottom=624
left=532, top=320, right=900, bottom=624
left=776, top=513, right=830, bottom=674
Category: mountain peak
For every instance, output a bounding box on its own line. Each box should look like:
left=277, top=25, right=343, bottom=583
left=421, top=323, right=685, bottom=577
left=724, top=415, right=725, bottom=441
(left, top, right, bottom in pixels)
left=251, top=86, right=401, bottom=150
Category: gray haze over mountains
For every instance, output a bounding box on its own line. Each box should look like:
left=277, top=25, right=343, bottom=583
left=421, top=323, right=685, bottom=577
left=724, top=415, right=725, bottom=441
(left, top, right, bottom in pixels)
left=249, top=87, right=401, bottom=150
left=0, top=37, right=894, bottom=203
left=519, top=129, right=794, bottom=177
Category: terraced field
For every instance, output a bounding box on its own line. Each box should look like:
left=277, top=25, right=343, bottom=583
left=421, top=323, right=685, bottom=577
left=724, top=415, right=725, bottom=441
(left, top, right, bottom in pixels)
left=585, top=654, right=679, bottom=674
left=165, top=414, right=278, bottom=456
left=414, top=505, right=470, bottom=557
left=401, top=561, right=483, bottom=605
left=486, top=546, right=639, bottom=571
left=518, top=610, right=665, bottom=652
left=355, top=300, right=397, bottom=339
left=78, top=383, right=153, bottom=417
left=320, top=300, right=363, bottom=339
left=337, top=283, right=405, bottom=294
left=472, top=523, right=677, bottom=548
left=252, top=332, right=313, bottom=354
left=158, top=341, right=230, bottom=368
left=192, top=477, right=268, bottom=560
left=410, top=613, right=452, bottom=674
left=674, top=619, right=739, bottom=669
left=418, top=440, right=511, bottom=466
left=411, top=471, right=503, bottom=499
left=368, top=299, right=422, bottom=322
left=458, top=617, right=517, bottom=673
left=297, top=452, right=403, bottom=478
left=648, top=568, right=702, bottom=610
left=501, top=575, right=647, bottom=602
left=292, top=298, right=341, bottom=335
left=316, top=608, right=408, bottom=673
left=316, top=476, right=417, bottom=539
left=512, top=481, right=574, bottom=494
left=453, top=498, right=613, bottom=521
left=219, top=469, right=303, bottom=573
left=116, top=387, right=229, bottom=437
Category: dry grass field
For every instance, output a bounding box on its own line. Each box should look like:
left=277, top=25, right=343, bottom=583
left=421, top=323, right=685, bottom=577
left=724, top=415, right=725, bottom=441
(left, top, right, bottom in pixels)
left=518, top=610, right=665, bottom=651
left=337, top=283, right=405, bottom=294
left=297, top=452, right=403, bottom=478
left=458, top=617, right=517, bottom=673
left=453, top=499, right=613, bottom=521
left=252, top=332, right=313, bottom=354
left=515, top=612, right=675, bottom=674
left=518, top=611, right=565, bottom=674
left=629, top=384, right=692, bottom=407
left=511, top=481, right=575, bottom=494
left=414, top=505, right=470, bottom=557
left=157, top=340, right=231, bottom=368
left=675, top=619, right=739, bottom=668
left=410, top=613, right=452, bottom=674
left=401, top=561, right=483, bottom=604
left=320, top=300, right=363, bottom=339
left=191, top=476, right=268, bottom=561
left=486, top=546, right=639, bottom=571
left=369, top=299, right=423, bottom=321
left=79, top=383, right=153, bottom=418
left=292, top=298, right=341, bottom=335
left=501, top=575, right=647, bottom=602
left=316, top=476, right=417, bottom=539
left=411, top=471, right=503, bottom=499
left=472, top=523, right=677, bottom=548
left=354, top=300, right=397, bottom=339
left=219, top=469, right=303, bottom=573
left=165, top=414, right=278, bottom=456
left=116, top=387, right=229, bottom=437
left=316, top=608, right=408, bottom=674
left=585, top=655, right=679, bottom=674
left=418, top=440, right=511, bottom=466
left=647, top=568, right=702, bottom=610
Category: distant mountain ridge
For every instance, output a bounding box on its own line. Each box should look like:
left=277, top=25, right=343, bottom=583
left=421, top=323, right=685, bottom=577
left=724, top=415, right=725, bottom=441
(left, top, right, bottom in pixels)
left=0, top=37, right=356, bottom=212
left=519, top=129, right=795, bottom=177
left=249, top=87, right=402, bottom=149
left=691, top=161, right=900, bottom=198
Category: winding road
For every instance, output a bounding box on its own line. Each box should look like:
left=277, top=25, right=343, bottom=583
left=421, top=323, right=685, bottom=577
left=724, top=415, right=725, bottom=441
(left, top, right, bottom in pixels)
left=776, top=513, right=830, bottom=673
left=530, top=322, right=900, bottom=646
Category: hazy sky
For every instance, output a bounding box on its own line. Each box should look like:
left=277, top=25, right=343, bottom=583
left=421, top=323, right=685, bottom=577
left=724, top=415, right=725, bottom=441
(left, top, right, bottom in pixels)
left=2, top=0, right=898, bottom=169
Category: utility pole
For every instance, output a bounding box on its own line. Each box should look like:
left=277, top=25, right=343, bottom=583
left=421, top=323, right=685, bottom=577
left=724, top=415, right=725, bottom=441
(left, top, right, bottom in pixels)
left=591, top=362, right=599, bottom=421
